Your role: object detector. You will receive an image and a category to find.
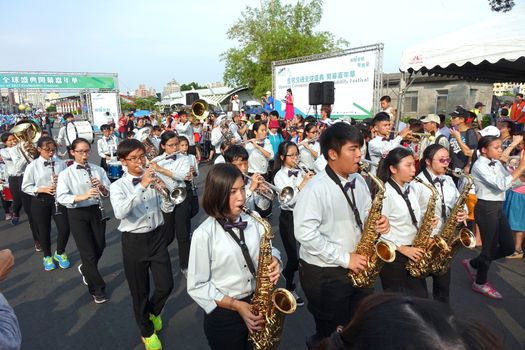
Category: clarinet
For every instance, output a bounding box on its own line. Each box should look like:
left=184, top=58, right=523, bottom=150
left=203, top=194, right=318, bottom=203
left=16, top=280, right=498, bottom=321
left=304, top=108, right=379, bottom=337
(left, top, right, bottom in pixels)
left=84, top=163, right=110, bottom=222
left=50, top=161, right=62, bottom=215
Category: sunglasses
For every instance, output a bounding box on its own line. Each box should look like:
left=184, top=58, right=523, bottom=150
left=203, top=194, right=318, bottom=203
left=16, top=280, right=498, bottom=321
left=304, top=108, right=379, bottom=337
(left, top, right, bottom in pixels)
left=434, top=157, right=451, bottom=164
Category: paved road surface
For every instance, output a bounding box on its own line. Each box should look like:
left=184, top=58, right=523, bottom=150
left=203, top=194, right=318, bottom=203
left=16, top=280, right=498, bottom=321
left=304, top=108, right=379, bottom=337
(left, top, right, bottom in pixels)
left=1, top=144, right=524, bottom=349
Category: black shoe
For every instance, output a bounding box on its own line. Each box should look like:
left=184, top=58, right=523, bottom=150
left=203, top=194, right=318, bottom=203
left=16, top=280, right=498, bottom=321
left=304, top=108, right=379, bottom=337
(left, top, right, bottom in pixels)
left=306, top=334, right=323, bottom=350
left=92, top=294, right=109, bottom=304
left=291, top=290, right=305, bottom=307
left=34, top=241, right=42, bottom=252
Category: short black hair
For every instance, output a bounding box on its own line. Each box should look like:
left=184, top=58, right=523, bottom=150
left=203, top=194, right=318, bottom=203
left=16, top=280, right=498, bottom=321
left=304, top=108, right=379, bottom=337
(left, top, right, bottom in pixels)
left=202, top=163, right=243, bottom=220
left=178, top=110, right=188, bottom=116
left=152, top=125, right=162, bottom=131
left=377, top=147, right=414, bottom=183
left=261, top=111, right=268, bottom=117
left=224, top=145, right=248, bottom=162
left=380, top=95, right=391, bottom=103
left=178, top=135, right=189, bottom=145
left=372, top=112, right=390, bottom=126
left=500, top=109, right=509, bottom=117
left=420, top=144, right=448, bottom=172
left=117, top=139, right=146, bottom=159
left=71, top=138, right=91, bottom=151
left=269, top=110, right=279, bottom=118
left=64, top=113, right=74, bottom=120
left=477, top=135, right=500, bottom=153
left=1, top=132, right=13, bottom=143
left=36, top=136, right=57, bottom=149
left=159, top=131, right=178, bottom=155
left=320, top=122, right=363, bottom=159
left=100, top=124, right=110, bottom=131
left=517, top=93, right=524, bottom=98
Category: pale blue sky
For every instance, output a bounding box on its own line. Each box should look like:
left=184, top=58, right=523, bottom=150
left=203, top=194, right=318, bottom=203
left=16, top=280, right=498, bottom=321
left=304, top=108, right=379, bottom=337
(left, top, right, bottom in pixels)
left=0, top=0, right=512, bottom=93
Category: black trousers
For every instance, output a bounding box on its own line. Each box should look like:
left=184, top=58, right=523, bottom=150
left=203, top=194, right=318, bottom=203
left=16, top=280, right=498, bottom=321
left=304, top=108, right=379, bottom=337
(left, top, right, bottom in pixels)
left=8, top=175, right=39, bottom=241
left=174, top=184, right=192, bottom=269
left=31, top=194, right=70, bottom=257
left=203, top=296, right=252, bottom=350
left=67, top=206, right=106, bottom=297
left=379, top=253, right=428, bottom=298
left=299, top=260, right=372, bottom=339
left=122, top=227, right=174, bottom=337
left=429, top=270, right=451, bottom=304
left=162, top=210, right=175, bottom=246
left=279, top=209, right=299, bottom=291
left=188, top=145, right=197, bottom=156
left=470, top=200, right=514, bottom=284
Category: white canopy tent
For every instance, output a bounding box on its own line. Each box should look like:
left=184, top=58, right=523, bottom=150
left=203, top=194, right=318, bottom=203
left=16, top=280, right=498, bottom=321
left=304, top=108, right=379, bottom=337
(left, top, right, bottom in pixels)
left=400, top=6, right=525, bottom=82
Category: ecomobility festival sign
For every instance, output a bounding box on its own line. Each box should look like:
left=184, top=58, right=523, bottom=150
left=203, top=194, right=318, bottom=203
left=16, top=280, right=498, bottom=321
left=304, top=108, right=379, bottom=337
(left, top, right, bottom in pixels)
left=0, top=72, right=116, bottom=90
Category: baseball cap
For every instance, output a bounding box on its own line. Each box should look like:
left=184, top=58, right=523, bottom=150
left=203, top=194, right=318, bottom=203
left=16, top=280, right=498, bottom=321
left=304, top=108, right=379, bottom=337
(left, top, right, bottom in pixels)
left=449, top=108, right=468, bottom=118
left=479, top=125, right=500, bottom=137
left=266, top=91, right=271, bottom=95
left=474, top=102, right=485, bottom=108
left=420, top=114, right=440, bottom=124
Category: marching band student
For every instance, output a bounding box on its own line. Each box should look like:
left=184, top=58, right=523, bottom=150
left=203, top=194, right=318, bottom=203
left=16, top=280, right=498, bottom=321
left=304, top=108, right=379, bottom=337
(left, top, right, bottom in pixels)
left=294, top=123, right=390, bottom=349
left=0, top=158, right=13, bottom=220
left=176, top=111, right=201, bottom=160
left=97, top=124, right=119, bottom=171
left=245, top=121, right=274, bottom=178
left=413, top=144, right=467, bottom=304
left=213, top=141, right=229, bottom=164
left=150, top=132, right=189, bottom=271
left=56, top=138, right=111, bottom=304
left=378, top=147, right=435, bottom=299
left=187, top=163, right=281, bottom=350
left=224, top=145, right=271, bottom=217
left=56, top=113, right=74, bottom=158
left=298, top=123, right=320, bottom=171
left=368, top=112, right=410, bottom=175
left=110, top=139, right=174, bottom=350
left=273, top=141, right=314, bottom=306
left=0, top=132, right=40, bottom=248
left=462, top=136, right=525, bottom=299
left=22, top=137, right=71, bottom=271
left=150, top=126, right=162, bottom=151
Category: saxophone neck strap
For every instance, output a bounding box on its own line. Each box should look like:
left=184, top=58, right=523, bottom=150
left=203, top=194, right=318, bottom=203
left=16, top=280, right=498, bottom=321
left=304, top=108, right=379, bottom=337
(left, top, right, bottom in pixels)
left=387, top=178, right=419, bottom=229
left=218, top=218, right=256, bottom=277
left=325, top=165, right=363, bottom=231
left=421, top=169, right=447, bottom=220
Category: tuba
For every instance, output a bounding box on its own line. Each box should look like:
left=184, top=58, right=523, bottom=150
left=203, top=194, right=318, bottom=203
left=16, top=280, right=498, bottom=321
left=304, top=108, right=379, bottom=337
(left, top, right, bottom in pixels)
left=429, top=170, right=476, bottom=275
left=191, top=99, right=209, bottom=121
left=348, top=162, right=396, bottom=289
left=405, top=178, right=440, bottom=278
left=11, top=120, right=41, bottom=162
left=136, top=127, right=158, bottom=160
left=244, top=207, right=296, bottom=350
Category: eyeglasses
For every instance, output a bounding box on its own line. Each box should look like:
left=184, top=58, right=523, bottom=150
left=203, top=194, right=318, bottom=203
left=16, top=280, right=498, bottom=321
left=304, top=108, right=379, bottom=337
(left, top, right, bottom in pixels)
left=125, top=154, right=146, bottom=163
left=434, top=157, right=451, bottom=163
left=285, top=153, right=299, bottom=157
left=74, top=150, right=91, bottom=154
left=164, top=143, right=178, bottom=148
left=41, top=148, right=56, bottom=152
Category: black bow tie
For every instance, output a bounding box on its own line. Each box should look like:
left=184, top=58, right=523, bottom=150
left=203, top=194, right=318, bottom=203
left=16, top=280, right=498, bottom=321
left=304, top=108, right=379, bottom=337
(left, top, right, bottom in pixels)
left=382, top=138, right=390, bottom=142
left=288, top=170, right=299, bottom=177
left=257, top=141, right=265, bottom=147
left=132, top=178, right=142, bottom=186
left=433, top=177, right=445, bottom=186
left=488, top=160, right=497, bottom=167
left=403, top=187, right=410, bottom=198
left=76, top=165, right=85, bottom=170
left=308, top=140, right=316, bottom=145
left=343, top=178, right=356, bottom=192
left=166, top=154, right=177, bottom=161
left=223, top=220, right=248, bottom=230
left=244, top=177, right=249, bottom=186
left=43, top=160, right=53, bottom=167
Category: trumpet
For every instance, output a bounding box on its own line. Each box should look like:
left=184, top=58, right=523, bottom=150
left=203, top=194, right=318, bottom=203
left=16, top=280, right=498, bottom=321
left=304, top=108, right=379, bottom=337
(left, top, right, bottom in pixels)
left=140, top=165, right=187, bottom=205
left=242, top=174, right=294, bottom=204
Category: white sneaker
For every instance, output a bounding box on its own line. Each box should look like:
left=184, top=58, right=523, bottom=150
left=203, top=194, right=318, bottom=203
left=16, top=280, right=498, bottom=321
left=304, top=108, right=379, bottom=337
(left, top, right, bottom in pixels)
left=78, top=264, right=88, bottom=285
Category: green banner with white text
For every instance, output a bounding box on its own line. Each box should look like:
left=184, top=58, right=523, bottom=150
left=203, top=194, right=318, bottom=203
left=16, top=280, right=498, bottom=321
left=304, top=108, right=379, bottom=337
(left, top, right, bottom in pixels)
left=0, top=73, right=116, bottom=89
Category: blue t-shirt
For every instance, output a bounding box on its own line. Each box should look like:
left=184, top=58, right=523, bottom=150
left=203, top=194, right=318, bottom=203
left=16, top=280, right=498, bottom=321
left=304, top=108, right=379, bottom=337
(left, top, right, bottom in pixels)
left=264, top=96, right=274, bottom=111
left=267, top=131, right=283, bottom=157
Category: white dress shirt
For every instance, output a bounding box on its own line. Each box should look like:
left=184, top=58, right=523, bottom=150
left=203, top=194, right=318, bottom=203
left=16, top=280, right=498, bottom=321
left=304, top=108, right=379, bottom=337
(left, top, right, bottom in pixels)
left=176, top=121, right=195, bottom=146
left=22, top=157, right=66, bottom=196
left=244, top=178, right=271, bottom=211
left=298, top=140, right=320, bottom=170
left=313, top=154, right=327, bottom=174
left=418, top=131, right=449, bottom=160
left=150, top=135, right=161, bottom=151
left=187, top=212, right=281, bottom=314
left=368, top=136, right=403, bottom=175
left=56, top=126, right=70, bottom=146
left=245, top=139, right=274, bottom=174
left=294, top=170, right=372, bottom=268
left=152, top=152, right=190, bottom=190
left=413, top=170, right=460, bottom=236
left=0, top=146, right=27, bottom=176
left=110, top=172, right=174, bottom=233
left=210, top=127, right=225, bottom=153
left=179, top=153, right=199, bottom=177
left=273, top=166, right=304, bottom=211
left=380, top=180, right=422, bottom=247
left=97, top=135, right=119, bottom=159
left=214, top=155, right=225, bottom=164
left=56, top=162, right=111, bottom=208
left=471, top=156, right=514, bottom=201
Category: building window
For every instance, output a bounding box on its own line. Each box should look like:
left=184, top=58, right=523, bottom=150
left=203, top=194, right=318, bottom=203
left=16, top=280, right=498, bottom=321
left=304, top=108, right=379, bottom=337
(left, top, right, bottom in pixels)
left=404, top=91, right=418, bottom=113
left=436, top=90, right=448, bottom=114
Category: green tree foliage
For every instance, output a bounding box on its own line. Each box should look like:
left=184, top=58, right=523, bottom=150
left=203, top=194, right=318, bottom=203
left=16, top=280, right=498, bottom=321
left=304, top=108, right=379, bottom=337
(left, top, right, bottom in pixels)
left=222, top=0, right=348, bottom=98
left=180, top=82, right=207, bottom=91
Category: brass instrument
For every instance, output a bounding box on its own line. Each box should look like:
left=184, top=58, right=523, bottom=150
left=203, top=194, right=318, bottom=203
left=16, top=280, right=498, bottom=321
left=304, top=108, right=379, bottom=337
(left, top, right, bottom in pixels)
left=83, top=163, right=110, bottom=222
left=243, top=206, right=296, bottom=350
left=136, top=127, right=159, bottom=160
left=348, top=162, right=396, bottom=288
left=405, top=178, right=440, bottom=278
left=11, top=120, right=41, bottom=162
left=242, top=174, right=294, bottom=204
left=429, top=170, right=476, bottom=275
left=140, top=164, right=187, bottom=205
left=191, top=99, right=209, bottom=121
left=403, top=132, right=431, bottom=143
left=50, top=161, right=62, bottom=216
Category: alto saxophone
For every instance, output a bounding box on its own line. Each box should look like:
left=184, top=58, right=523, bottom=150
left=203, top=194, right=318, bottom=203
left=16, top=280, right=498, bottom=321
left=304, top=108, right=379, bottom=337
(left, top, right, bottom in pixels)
left=405, top=178, right=439, bottom=278
left=243, top=207, right=296, bottom=350
left=348, top=162, right=396, bottom=289
left=430, top=170, right=476, bottom=275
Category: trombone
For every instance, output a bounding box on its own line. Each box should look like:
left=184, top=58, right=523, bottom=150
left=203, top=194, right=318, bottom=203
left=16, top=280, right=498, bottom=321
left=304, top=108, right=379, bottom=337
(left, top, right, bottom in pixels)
left=242, top=174, right=294, bottom=204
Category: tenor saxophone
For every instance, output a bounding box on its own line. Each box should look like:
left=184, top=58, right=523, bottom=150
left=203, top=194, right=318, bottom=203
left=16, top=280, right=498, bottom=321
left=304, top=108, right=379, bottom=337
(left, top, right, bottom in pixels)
left=405, top=178, right=439, bottom=278
left=243, top=207, right=296, bottom=350
left=348, top=162, right=396, bottom=289
left=430, top=170, right=476, bottom=275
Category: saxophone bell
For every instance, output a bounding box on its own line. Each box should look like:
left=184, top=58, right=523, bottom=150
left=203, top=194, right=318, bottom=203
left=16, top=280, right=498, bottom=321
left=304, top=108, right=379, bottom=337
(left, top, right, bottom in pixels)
left=375, top=240, right=396, bottom=263
left=457, top=227, right=476, bottom=249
